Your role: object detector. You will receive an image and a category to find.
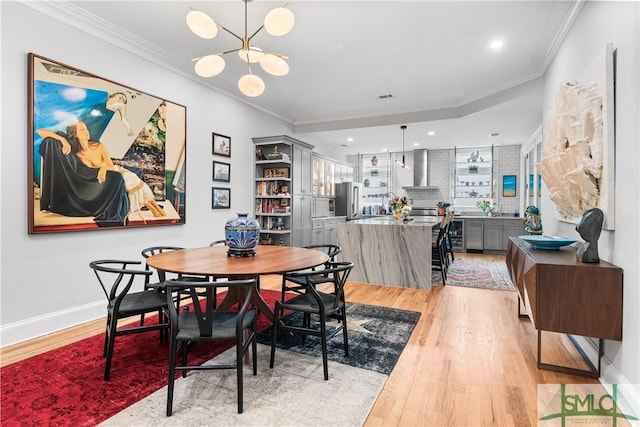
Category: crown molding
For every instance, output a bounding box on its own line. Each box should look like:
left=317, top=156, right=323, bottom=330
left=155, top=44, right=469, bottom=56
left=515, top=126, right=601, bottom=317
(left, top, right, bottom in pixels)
left=530, top=0, right=585, bottom=71
left=16, top=0, right=292, bottom=125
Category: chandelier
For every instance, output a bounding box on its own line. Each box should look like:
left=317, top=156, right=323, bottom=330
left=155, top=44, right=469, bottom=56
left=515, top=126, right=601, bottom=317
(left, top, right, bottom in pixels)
left=396, top=125, right=410, bottom=169
left=186, top=0, right=294, bottom=97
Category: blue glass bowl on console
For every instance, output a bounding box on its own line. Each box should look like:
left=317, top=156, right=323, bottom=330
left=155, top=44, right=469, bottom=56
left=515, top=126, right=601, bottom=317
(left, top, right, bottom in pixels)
left=518, top=235, right=577, bottom=250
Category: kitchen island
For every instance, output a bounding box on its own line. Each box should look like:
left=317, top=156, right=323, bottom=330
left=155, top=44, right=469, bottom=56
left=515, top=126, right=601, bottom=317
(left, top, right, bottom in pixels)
left=337, top=216, right=440, bottom=289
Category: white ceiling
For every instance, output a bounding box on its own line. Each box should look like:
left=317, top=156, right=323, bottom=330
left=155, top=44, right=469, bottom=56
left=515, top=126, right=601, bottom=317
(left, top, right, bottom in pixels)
left=47, top=1, right=583, bottom=154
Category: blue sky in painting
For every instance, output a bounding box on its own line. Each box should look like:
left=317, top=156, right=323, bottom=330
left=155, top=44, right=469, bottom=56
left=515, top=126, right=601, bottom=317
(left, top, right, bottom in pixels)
left=33, top=81, right=114, bottom=182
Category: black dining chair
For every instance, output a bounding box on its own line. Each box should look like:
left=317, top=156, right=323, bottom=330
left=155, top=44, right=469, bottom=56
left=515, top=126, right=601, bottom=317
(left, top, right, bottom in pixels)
left=141, top=246, right=210, bottom=320
left=270, top=261, right=354, bottom=380
left=89, top=259, right=170, bottom=380
left=165, top=277, right=258, bottom=415
left=280, top=244, right=342, bottom=299
left=432, top=220, right=448, bottom=285
left=444, top=212, right=456, bottom=264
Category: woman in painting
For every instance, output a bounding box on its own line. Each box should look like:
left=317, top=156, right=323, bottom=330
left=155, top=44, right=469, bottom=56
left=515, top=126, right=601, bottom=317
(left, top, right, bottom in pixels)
left=37, top=121, right=165, bottom=226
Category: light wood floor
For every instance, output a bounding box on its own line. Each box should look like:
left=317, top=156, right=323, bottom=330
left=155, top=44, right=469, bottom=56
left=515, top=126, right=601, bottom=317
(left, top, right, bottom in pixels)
left=1, top=253, right=600, bottom=426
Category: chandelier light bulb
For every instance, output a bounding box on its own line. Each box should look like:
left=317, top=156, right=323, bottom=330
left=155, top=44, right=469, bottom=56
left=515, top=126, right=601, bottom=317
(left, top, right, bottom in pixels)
left=238, top=47, right=264, bottom=63
left=186, top=10, right=218, bottom=39
left=259, top=54, right=289, bottom=76
left=238, top=74, right=265, bottom=97
left=264, top=7, right=295, bottom=36
left=194, top=55, right=225, bottom=77
left=187, top=2, right=293, bottom=97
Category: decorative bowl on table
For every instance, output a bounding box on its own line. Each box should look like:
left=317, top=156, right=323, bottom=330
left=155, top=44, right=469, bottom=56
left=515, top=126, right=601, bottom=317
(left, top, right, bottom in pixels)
left=518, top=235, right=577, bottom=250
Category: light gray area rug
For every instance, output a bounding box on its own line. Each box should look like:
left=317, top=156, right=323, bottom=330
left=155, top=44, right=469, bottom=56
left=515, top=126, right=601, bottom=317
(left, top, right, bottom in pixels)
left=100, top=344, right=386, bottom=426
left=432, top=259, right=515, bottom=291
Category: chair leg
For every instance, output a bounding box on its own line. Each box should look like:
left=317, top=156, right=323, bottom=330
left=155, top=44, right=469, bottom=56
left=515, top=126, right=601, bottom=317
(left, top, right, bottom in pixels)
left=102, top=313, right=111, bottom=358
left=181, top=339, right=188, bottom=379
left=103, top=317, right=118, bottom=380
left=166, top=336, right=177, bottom=416
left=270, top=302, right=281, bottom=369
left=236, top=336, right=244, bottom=414
left=319, top=318, right=329, bottom=380
left=251, top=313, right=258, bottom=376
left=341, top=308, right=349, bottom=357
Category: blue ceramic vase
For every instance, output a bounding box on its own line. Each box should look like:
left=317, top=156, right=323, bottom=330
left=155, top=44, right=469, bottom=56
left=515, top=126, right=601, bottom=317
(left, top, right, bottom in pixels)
left=224, top=213, right=260, bottom=257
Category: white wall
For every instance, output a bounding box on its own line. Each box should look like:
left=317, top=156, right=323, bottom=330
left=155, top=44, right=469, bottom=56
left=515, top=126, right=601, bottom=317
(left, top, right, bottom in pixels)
left=0, top=1, right=295, bottom=345
left=542, top=1, right=639, bottom=386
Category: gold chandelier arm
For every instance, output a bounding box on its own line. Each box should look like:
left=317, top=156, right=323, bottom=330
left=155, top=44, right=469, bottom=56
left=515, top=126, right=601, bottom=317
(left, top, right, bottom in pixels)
left=260, top=51, right=290, bottom=60
left=219, top=25, right=243, bottom=42
left=191, top=48, right=242, bottom=61
left=248, top=25, right=264, bottom=42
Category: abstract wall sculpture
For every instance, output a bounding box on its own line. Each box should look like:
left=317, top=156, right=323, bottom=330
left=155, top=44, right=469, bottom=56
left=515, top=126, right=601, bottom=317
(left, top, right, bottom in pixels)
left=537, top=44, right=616, bottom=230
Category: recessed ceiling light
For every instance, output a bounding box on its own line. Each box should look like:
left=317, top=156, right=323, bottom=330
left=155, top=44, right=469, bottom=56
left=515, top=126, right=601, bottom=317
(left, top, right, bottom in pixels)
left=490, top=39, right=504, bottom=50
left=489, top=132, right=500, bottom=137
left=347, top=137, right=353, bottom=142
left=413, top=142, right=419, bottom=146
left=382, top=148, right=388, bottom=152
left=427, top=131, right=435, bottom=136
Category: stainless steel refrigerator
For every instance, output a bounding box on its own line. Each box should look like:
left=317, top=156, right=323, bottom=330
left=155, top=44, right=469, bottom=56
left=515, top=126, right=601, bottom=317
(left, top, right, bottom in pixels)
left=334, top=182, right=363, bottom=220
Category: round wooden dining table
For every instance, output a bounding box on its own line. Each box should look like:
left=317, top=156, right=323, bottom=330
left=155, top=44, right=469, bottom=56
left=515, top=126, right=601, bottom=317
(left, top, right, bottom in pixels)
left=146, top=245, right=329, bottom=322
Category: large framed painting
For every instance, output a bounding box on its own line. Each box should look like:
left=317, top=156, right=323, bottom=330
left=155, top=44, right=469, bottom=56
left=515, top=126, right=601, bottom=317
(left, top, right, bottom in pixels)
left=28, top=53, right=187, bottom=233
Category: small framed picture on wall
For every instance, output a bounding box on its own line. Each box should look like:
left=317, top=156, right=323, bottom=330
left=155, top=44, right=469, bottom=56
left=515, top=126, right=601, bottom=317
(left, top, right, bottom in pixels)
left=503, top=175, right=517, bottom=197
left=212, top=160, right=230, bottom=182
left=212, top=132, right=231, bottom=157
left=212, top=187, right=231, bottom=209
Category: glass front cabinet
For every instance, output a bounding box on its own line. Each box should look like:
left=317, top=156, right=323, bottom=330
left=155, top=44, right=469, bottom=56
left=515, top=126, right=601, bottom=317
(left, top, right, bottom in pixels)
left=359, top=153, right=391, bottom=215
left=453, top=146, right=494, bottom=213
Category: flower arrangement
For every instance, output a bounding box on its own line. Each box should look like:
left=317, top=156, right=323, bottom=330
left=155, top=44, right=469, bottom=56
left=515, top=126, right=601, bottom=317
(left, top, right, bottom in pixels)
left=389, top=195, right=411, bottom=220
left=436, top=201, right=451, bottom=215
left=476, top=200, right=493, bottom=216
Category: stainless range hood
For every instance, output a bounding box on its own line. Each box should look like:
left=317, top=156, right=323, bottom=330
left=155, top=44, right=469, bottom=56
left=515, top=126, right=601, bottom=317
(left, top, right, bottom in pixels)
left=402, top=149, right=439, bottom=190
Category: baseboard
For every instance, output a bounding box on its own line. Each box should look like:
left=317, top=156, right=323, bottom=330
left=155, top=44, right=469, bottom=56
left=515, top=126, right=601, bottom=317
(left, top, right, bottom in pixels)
left=572, top=335, right=640, bottom=413
left=0, top=301, right=105, bottom=348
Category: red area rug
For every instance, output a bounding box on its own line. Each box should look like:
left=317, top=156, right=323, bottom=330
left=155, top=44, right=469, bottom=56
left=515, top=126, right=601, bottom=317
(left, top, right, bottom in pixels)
left=1, top=291, right=279, bottom=427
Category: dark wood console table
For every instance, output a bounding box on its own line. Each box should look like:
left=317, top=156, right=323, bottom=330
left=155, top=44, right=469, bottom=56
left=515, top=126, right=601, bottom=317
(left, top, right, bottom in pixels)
left=506, top=237, right=623, bottom=378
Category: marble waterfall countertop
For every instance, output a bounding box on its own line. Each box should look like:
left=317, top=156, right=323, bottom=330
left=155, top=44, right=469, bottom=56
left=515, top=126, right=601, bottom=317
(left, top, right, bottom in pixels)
left=337, top=217, right=439, bottom=290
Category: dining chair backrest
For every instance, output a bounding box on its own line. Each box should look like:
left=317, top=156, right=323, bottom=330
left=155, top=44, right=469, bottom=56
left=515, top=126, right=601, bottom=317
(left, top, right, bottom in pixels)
left=141, top=246, right=185, bottom=283
left=90, top=259, right=153, bottom=305
left=164, top=278, right=256, bottom=336
left=290, top=261, right=353, bottom=309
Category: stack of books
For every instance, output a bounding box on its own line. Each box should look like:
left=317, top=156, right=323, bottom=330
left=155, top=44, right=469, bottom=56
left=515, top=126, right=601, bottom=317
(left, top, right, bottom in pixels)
left=265, top=152, right=291, bottom=161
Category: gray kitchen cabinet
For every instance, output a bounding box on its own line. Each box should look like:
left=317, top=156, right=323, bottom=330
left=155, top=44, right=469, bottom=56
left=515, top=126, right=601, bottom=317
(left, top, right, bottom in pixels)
left=292, top=194, right=312, bottom=247
left=481, top=218, right=525, bottom=252
left=464, top=219, right=484, bottom=251
left=502, top=221, right=525, bottom=249
left=311, top=217, right=341, bottom=246
left=483, top=219, right=504, bottom=251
